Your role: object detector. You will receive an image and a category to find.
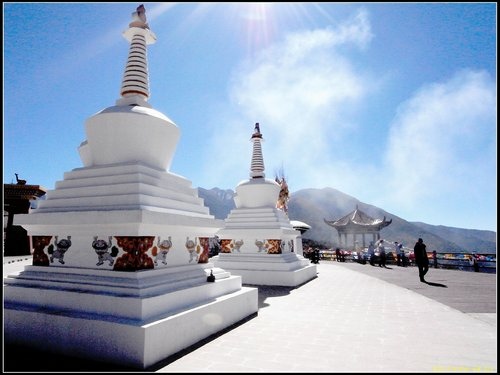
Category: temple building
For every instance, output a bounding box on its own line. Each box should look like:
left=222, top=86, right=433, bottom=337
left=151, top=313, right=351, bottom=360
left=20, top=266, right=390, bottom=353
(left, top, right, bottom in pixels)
left=3, top=178, right=46, bottom=256
left=324, top=205, right=392, bottom=250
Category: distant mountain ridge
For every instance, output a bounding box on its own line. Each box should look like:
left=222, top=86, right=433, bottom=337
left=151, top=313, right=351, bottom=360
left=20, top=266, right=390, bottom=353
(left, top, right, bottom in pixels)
left=197, top=187, right=236, bottom=220
left=197, top=187, right=496, bottom=254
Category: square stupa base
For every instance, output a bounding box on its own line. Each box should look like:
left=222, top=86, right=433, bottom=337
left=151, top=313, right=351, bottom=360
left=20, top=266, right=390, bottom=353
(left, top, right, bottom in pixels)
left=4, top=266, right=258, bottom=369
left=213, top=252, right=318, bottom=286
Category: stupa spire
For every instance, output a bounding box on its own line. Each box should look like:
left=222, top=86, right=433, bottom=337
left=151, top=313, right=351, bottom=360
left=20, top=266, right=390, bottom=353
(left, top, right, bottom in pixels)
left=116, top=4, right=157, bottom=108
left=250, top=122, right=265, bottom=179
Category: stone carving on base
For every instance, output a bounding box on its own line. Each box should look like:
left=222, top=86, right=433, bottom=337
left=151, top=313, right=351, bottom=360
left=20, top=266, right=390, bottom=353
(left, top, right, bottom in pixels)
left=185, top=236, right=199, bottom=263
left=113, top=236, right=155, bottom=271
left=266, top=239, right=282, bottom=254
left=255, top=239, right=267, bottom=253
left=152, top=236, right=172, bottom=266
left=197, top=237, right=210, bottom=263
left=233, top=239, right=244, bottom=253
left=48, top=236, right=72, bottom=264
left=93, top=236, right=118, bottom=266
left=32, top=236, right=52, bottom=266
left=220, top=239, right=233, bottom=253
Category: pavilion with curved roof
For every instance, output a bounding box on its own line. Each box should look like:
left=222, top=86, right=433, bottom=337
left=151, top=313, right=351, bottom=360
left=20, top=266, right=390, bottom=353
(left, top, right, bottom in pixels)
left=324, top=205, right=392, bottom=250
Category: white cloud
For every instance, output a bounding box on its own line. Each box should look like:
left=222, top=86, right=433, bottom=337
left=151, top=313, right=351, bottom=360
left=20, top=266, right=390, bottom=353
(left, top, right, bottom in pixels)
left=200, top=9, right=373, bottom=189
left=199, top=8, right=496, bottom=231
left=380, top=69, right=497, bottom=214
left=330, top=7, right=373, bottom=48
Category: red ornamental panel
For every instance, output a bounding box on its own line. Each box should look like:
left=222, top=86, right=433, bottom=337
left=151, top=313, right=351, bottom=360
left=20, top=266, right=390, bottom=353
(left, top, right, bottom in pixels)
left=220, top=239, right=233, bottom=253
left=113, top=236, right=155, bottom=271
left=32, top=236, right=52, bottom=266
left=198, top=237, right=210, bottom=263
left=267, top=239, right=282, bottom=254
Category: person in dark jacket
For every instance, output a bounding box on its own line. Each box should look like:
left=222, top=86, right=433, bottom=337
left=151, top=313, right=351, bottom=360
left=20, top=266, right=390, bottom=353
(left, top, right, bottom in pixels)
left=377, top=239, right=386, bottom=267
left=414, top=238, right=429, bottom=282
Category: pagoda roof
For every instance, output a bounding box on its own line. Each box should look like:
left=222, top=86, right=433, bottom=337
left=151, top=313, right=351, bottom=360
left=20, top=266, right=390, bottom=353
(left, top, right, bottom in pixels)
left=3, top=184, right=46, bottom=201
left=324, top=205, right=392, bottom=231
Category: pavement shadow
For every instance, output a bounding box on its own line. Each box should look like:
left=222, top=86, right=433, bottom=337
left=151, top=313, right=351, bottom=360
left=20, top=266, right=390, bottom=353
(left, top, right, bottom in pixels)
left=249, top=285, right=295, bottom=308
left=247, top=276, right=319, bottom=309
left=3, top=343, right=139, bottom=372
left=423, top=281, right=448, bottom=288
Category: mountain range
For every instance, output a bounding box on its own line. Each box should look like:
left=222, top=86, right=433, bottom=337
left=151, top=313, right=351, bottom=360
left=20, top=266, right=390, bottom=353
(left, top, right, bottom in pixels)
left=198, top=187, right=496, bottom=254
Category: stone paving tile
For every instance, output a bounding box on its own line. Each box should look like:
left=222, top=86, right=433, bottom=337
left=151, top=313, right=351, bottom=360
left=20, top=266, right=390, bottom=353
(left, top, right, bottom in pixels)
left=155, top=263, right=497, bottom=373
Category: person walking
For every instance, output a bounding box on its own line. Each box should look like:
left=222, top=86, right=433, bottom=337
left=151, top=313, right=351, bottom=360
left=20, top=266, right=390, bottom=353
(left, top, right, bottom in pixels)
left=470, top=253, right=480, bottom=272
left=473, top=256, right=479, bottom=272
left=394, top=241, right=401, bottom=266
left=335, top=248, right=341, bottom=262
left=377, top=239, right=386, bottom=268
left=414, top=238, right=429, bottom=282
left=367, top=241, right=375, bottom=266
left=399, top=242, right=407, bottom=267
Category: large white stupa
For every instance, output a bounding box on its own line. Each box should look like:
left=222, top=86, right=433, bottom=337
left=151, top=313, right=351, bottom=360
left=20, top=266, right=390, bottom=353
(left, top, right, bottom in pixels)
left=212, top=123, right=317, bottom=286
left=4, top=5, right=257, bottom=369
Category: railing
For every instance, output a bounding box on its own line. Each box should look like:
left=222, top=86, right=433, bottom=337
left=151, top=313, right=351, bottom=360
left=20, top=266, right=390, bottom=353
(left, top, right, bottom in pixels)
left=432, top=252, right=496, bottom=274
left=311, top=250, right=496, bottom=274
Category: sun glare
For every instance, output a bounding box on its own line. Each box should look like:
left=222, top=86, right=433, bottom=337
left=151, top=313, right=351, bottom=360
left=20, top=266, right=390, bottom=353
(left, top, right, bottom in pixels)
left=231, top=2, right=336, bottom=56
left=240, top=2, right=273, bottom=21
left=149, top=2, right=340, bottom=58
left=239, top=3, right=275, bottom=55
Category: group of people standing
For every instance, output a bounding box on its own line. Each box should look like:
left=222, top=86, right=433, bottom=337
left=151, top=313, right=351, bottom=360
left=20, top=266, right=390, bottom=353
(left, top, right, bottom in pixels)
left=367, top=239, right=401, bottom=268
left=367, top=240, right=387, bottom=267
left=366, top=237, right=430, bottom=282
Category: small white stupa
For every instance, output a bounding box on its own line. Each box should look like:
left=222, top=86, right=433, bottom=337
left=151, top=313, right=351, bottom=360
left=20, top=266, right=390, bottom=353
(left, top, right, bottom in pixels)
left=4, top=5, right=257, bottom=369
left=212, top=123, right=317, bottom=286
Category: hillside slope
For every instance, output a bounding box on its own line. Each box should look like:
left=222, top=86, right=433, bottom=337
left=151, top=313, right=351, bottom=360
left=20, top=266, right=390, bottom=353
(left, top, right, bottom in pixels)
left=198, top=187, right=496, bottom=253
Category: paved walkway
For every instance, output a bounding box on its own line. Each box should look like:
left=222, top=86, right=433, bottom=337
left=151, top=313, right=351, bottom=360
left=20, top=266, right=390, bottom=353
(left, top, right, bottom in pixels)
left=3, top=257, right=497, bottom=373
left=326, top=261, right=496, bottom=315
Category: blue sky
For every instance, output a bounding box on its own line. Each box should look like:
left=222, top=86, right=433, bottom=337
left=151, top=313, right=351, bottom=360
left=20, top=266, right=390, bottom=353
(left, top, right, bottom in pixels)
left=3, top=3, right=497, bottom=231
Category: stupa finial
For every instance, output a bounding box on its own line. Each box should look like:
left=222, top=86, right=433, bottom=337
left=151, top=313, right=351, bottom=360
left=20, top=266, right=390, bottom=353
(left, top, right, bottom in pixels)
left=250, top=123, right=265, bottom=179
left=253, top=122, right=261, bottom=136
left=129, top=4, right=149, bottom=29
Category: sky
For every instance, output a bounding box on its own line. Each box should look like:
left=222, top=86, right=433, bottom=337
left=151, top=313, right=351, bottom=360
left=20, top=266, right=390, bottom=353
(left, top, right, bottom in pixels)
left=3, top=2, right=497, bottom=231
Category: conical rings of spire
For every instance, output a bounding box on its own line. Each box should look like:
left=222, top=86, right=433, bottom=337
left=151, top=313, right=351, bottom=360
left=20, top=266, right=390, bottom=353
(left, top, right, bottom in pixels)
left=250, top=123, right=265, bottom=179
left=117, top=5, right=157, bottom=106
left=120, top=33, right=150, bottom=99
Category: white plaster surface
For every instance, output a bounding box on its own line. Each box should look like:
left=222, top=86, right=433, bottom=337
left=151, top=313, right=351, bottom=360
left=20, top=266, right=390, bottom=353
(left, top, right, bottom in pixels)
left=214, top=174, right=315, bottom=286
left=4, top=284, right=258, bottom=369
left=79, top=105, right=179, bottom=170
